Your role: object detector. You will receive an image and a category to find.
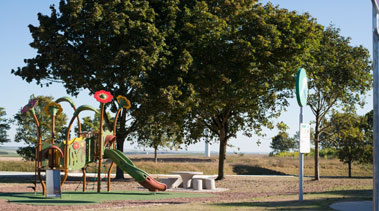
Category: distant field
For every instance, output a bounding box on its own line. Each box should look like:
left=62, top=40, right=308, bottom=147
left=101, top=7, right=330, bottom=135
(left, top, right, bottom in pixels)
left=0, top=152, right=372, bottom=178
left=0, top=147, right=19, bottom=158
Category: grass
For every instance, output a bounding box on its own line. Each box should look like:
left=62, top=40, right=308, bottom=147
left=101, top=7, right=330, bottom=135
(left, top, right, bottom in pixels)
left=0, top=154, right=373, bottom=178
left=0, top=160, right=35, bottom=172
left=0, top=191, right=214, bottom=206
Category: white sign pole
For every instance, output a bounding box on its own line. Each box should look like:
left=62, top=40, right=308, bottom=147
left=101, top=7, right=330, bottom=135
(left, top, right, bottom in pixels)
left=299, top=107, right=304, bottom=201
left=296, top=68, right=308, bottom=202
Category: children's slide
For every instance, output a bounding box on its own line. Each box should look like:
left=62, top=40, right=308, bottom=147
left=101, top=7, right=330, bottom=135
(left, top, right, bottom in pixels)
left=104, top=149, right=167, bottom=192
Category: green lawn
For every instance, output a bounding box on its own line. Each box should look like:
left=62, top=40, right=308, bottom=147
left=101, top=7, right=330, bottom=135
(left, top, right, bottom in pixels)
left=0, top=191, right=214, bottom=206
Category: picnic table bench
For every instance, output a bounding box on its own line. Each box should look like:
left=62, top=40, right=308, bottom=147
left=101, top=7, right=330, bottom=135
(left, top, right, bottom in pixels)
left=171, top=171, right=203, bottom=188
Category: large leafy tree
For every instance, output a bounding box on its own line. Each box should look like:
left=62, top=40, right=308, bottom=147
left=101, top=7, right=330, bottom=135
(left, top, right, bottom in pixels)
left=167, top=1, right=322, bottom=180
left=12, top=0, right=322, bottom=180
left=323, top=112, right=371, bottom=178
left=12, top=0, right=170, bottom=178
left=305, top=26, right=372, bottom=180
left=0, top=107, right=11, bottom=144
left=14, top=96, right=67, bottom=160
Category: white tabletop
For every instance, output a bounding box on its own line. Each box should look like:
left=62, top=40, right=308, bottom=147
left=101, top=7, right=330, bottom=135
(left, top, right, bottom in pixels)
left=171, top=171, right=203, bottom=175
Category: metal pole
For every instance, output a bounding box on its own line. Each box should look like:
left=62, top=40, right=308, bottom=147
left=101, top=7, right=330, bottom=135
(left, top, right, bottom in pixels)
left=98, top=103, right=104, bottom=193
left=299, top=107, right=304, bottom=201
left=373, top=5, right=379, bottom=211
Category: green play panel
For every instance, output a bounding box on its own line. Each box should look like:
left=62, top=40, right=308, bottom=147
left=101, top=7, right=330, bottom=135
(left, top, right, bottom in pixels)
left=0, top=191, right=214, bottom=206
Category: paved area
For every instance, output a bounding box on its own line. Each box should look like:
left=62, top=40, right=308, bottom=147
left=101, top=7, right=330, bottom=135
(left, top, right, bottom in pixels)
left=330, top=201, right=372, bottom=211
left=166, top=187, right=228, bottom=193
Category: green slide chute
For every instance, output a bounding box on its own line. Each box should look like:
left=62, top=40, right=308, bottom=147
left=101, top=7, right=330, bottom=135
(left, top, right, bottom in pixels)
left=104, top=149, right=166, bottom=191
left=104, top=149, right=147, bottom=182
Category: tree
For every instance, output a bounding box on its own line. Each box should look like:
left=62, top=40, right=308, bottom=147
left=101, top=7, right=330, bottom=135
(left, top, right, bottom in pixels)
left=270, top=132, right=296, bottom=155
left=77, top=112, right=112, bottom=134
left=133, top=115, right=181, bottom=163
left=12, top=1, right=322, bottom=180
left=166, top=1, right=322, bottom=180
left=270, top=122, right=296, bottom=155
left=323, top=112, right=371, bottom=178
left=0, top=107, right=11, bottom=144
left=14, top=96, right=67, bottom=160
left=137, top=117, right=175, bottom=163
left=12, top=0, right=171, bottom=178
left=305, top=26, right=372, bottom=180
left=80, top=116, right=99, bottom=133
left=360, top=110, right=373, bottom=164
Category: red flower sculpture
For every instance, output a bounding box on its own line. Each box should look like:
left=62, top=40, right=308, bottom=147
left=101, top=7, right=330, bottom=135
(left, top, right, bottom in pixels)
left=94, top=90, right=113, bottom=104
left=73, top=142, right=80, bottom=150
left=21, top=99, right=38, bottom=114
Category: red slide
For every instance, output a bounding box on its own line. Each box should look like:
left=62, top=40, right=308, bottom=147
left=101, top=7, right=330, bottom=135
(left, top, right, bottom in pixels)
left=139, top=176, right=167, bottom=192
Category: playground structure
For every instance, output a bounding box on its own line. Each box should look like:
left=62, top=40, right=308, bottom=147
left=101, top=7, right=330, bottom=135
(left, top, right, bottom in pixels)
left=21, top=90, right=166, bottom=196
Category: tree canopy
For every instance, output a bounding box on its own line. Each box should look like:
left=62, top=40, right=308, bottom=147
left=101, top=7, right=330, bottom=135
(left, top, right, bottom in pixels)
left=166, top=1, right=322, bottom=179
left=305, top=26, right=372, bottom=180
left=12, top=0, right=174, bottom=178
left=14, top=95, right=67, bottom=160
left=322, top=111, right=372, bottom=178
left=13, top=0, right=324, bottom=180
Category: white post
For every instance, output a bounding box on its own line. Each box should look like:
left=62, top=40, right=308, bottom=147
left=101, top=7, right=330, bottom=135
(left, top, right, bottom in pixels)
left=299, top=107, right=304, bottom=201
left=373, top=5, right=379, bottom=211
left=205, top=129, right=210, bottom=157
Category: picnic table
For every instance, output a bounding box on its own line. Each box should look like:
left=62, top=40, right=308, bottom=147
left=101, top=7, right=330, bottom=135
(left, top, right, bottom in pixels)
left=171, top=171, right=203, bottom=188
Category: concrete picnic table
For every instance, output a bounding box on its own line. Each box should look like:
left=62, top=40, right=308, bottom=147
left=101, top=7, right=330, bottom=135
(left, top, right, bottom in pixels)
left=171, top=171, right=203, bottom=188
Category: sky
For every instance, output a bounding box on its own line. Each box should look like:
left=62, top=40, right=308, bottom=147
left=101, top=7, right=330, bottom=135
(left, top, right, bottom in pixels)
left=0, top=0, right=374, bottom=154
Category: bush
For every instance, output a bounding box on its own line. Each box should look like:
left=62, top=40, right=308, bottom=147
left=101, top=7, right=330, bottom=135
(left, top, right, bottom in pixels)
left=319, top=148, right=338, bottom=159
left=273, top=151, right=299, bottom=157
left=271, top=148, right=337, bottom=159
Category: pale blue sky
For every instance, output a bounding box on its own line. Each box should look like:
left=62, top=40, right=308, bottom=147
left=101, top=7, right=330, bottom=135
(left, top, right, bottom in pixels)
left=0, top=0, right=374, bottom=153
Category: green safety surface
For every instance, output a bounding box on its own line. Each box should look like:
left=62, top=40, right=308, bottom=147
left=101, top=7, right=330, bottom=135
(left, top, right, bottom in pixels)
left=0, top=191, right=214, bottom=206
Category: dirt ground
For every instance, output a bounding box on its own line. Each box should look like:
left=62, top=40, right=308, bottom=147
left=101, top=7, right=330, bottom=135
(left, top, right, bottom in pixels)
left=0, top=175, right=372, bottom=211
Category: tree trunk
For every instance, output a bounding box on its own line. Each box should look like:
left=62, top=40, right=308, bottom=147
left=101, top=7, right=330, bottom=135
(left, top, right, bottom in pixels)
left=348, top=160, right=352, bottom=178
left=115, top=136, right=125, bottom=179
left=314, top=115, right=321, bottom=180
left=314, top=137, right=320, bottom=180
left=154, top=146, right=158, bottom=163
left=216, top=127, right=227, bottom=181
left=115, top=109, right=127, bottom=180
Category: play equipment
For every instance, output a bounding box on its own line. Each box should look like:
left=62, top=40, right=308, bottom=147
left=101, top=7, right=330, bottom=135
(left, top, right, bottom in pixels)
left=20, top=90, right=166, bottom=196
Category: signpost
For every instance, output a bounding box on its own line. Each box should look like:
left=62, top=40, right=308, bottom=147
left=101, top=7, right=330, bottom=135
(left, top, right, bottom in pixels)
left=372, top=0, right=379, bottom=210
left=296, top=68, right=308, bottom=201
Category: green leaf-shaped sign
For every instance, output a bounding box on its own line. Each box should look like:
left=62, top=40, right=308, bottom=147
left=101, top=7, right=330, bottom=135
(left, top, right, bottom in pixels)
left=296, top=68, right=308, bottom=107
